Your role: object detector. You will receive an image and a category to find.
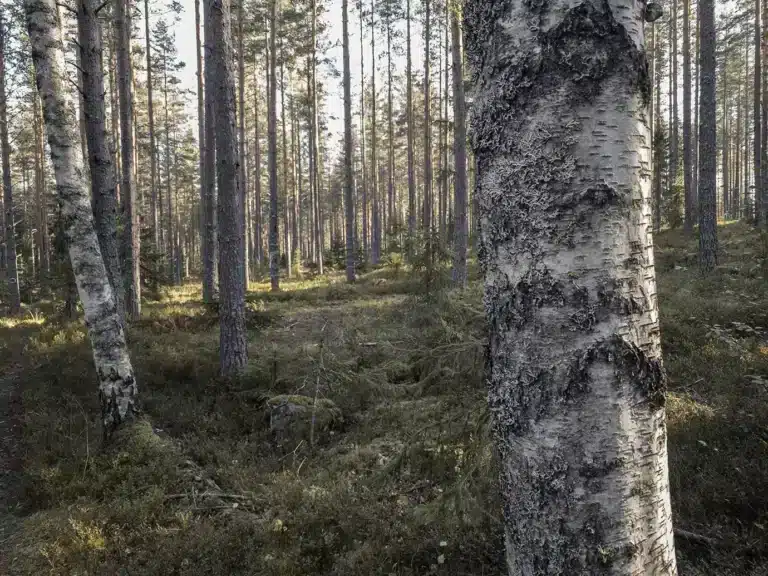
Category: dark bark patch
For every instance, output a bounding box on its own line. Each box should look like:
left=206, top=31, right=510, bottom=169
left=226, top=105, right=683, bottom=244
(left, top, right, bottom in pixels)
left=612, top=336, right=666, bottom=408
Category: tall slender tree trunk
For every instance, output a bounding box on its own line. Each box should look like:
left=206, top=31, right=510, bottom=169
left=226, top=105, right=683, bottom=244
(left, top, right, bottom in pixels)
left=253, top=61, right=263, bottom=267
left=290, top=92, right=300, bottom=267
left=342, top=0, right=355, bottom=282
left=465, top=0, right=678, bottom=572
left=406, top=0, right=415, bottom=254
left=78, top=0, right=124, bottom=323
left=755, top=0, right=762, bottom=224
left=209, top=0, right=247, bottom=374
left=34, top=94, right=50, bottom=279
left=693, top=10, right=699, bottom=222
left=203, top=0, right=219, bottom=301
left=268, top=0, right=280, bottom=290
left=280, top=46, right=291, bottom=277
left=27, top=0, right=138, bottom=437
left=195, top=0, right=206, bottom=275
left=115, top=0, right=140, bottom=318
left=450, top=2, right=467, bottom=287
left=722, top=43, right=729, bottom=220
left=145, top=0, right=159, bottom=249
left=386, top=10, right=395, bottom=242
left=653, top=20, right=663, bottom=233
left=359, top=6, right=369, bottom=263
left=762, top=0, right=768, bottom=226
left=422, top=0, right=432, bottom=266
left=746, top=34, right=753, bottom=220
left=699, top=0, right=718, bottom=270
left=0, top=12, right=20, bottom=314
left=683, top=0, right=693, bottom=234
left=671, top=0, right=679, bottom=199
left=163, top=56, right=175, bottom=282
left=238, top=0, right=249, bottom=289
left=369, top=0, right=380, bottom=264
left=311, top=0, right=323, bottom=273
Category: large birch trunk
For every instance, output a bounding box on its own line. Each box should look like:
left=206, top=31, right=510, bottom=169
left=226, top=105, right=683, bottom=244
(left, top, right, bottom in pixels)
left=465, top=0, right=678, bottom=572
left=26, top=0, right=138, bottom=437
left=77, top=0, right=124, bottom=324
left=209, top=0, right=247, bottom=375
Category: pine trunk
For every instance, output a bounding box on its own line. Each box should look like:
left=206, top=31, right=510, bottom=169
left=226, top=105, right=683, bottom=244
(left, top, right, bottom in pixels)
left=699, top=0, right=718, bottom=270
left=0, top=12, right=20, bottom=314
left=450, top=2, right=467, bottom=287
left=465, top=0, right=678, bottom=571
left=115, top=0, right=140, bottom=318
left=203, top=0, right=219, bottom=302
left=210, top=0, right=247, bottom=374
left=423, top=0, right=432, bottom=265
left=343, top=0, right=355, bottom=282
left=26, top=0, right=138, bottom=437
left=145, top=0, right=159, bottom=249
left=78, top=0, right=124, bottom=323
left=238, top=0, right=249, bottom=289
left=359, top=7, right=368, bottom=263
left=406, top=0, right=415, bottom=252
left=195, top=0, right=206, bottom=274
left=683, top=0, right=693, bottom=233
left=268, top=0, right=280, bottom=290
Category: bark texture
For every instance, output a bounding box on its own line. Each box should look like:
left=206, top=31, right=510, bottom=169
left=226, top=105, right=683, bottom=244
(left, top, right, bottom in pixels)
left=464, top=0, right=678, bottom=572
left=203, top=0, right=219, bottom=302
left=210, top=0, right=248, bottom=375
left=26, top=0, right=138, bottom=436
left=78, top=0, right=124, bottom=324
left=699, top=0, right=718, bottom=271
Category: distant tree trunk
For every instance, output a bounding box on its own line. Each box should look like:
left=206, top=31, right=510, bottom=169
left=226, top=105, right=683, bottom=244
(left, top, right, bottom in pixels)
left=683, top=0, right=693, bottom=234
left=386, top=7, right=395, bottom=241
left=237, top=0, right=249, bottom=289
left=762, top=0, right=768, bottom=226
left=406, top=0, right=415, bottom=254
left=311, top=0, right=323, bottom=273
left=755, top=0, right=762, bottom=224
left=722, top=43, right=729, bottom=220
left=290, top=92, right=300, bottom=267
left=0, top=12, right=20, bottom=314
left=653, top=20, right=663, bottom=233
left=268, top=0, right=280, bottom=290
left=746, top=34, right=753, bottom=220
left=209, top=0, right=247, bottom=374
left=342, top=0, right=355, bottom=282
left=450, top=2, right=466, bottom=287
left=34, top=95, right=50, bottom=279
left=115, top=0, right=140, bottom=318
left=422, top=0, right=432, bottom=265
left=465, top=0, right=679, bottom=572
left=195, top=0, right=206, bottom=275
left=78, top=0, right=124, bottom=323
left=202, top=0, right=219, bottom=302
left=280, top=46, right=291, bottom=277
left=693, top=11, right=699, bottom=222
left=440, top=10, right=449, bottom=246
left=359, top=6, right=369, bottom=263
left=163, top=54, right=175, bottom=283
left=699, top=0, right=718, bottom=271
left=253, top=62, right=263, bottom=267
left=369, top=0, right=380, bottom=265
left=145, top=0, right=159, bottom=249
left=671, top=0, right=679, bottom=198
left=27, top=0, right=138, bottom=437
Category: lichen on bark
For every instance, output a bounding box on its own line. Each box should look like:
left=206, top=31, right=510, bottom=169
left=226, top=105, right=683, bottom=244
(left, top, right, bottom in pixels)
left=466, top=0, right=677, bottom=573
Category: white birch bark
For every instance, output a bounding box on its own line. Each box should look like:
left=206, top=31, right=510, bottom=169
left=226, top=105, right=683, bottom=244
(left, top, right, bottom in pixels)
left=26, top=0, right=138, bottom=437
left=465, top=0, right=677, bottom=572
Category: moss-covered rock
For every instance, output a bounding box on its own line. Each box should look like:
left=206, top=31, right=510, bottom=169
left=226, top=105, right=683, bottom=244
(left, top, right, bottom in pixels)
left=265, top=394, right=343, bottom=447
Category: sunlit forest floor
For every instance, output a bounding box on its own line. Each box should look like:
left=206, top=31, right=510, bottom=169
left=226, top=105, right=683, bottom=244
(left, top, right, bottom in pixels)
left=1, top=223, right=768, bottom=574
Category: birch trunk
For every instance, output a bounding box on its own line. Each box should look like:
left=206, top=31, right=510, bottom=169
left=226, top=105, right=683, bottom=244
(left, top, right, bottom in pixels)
left=464, top=0, right=678, bottom=571
left=78, top=0, right=124, bottom=323
left=115, top=0, right=140, bottom=318
left=0, top=12, right=20, bottom=314
left=756, top=0, right=762, bottom=224
left=26, top=0, right=138, bottom=437
left=210, top=0, right=247, bottom=375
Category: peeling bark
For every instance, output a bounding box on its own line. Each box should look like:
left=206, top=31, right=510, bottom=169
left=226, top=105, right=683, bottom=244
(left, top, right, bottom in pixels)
left=465, top=0, right=678, bottom=572
left=26, top=0, right=138, bottom=437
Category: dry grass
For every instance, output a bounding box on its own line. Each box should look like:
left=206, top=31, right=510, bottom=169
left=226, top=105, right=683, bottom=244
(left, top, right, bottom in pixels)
left=1, top=226, right=767, bottom=574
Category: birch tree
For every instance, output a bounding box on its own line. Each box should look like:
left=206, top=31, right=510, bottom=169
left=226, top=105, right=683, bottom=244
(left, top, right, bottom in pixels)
left=26, top=0, right=138, bottom=437
left=465, top=0, right=678, bottom=572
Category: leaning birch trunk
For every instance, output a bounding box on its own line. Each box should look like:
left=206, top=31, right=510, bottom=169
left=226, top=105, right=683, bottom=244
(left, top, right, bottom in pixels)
left=210, top=0, right=248, bottom=375
left=77, top=0, right=124, bottom=324
left=26, top=0, right=138, bottom=438
left=464, top=0, right=678, bottom=573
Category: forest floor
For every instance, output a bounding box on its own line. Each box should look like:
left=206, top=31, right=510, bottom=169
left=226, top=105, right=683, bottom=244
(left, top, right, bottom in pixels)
left=1, top=223, right=768, bottom=575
